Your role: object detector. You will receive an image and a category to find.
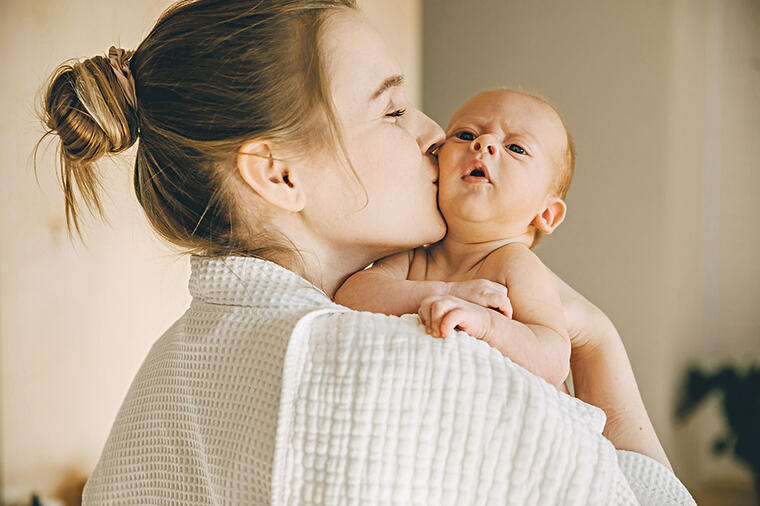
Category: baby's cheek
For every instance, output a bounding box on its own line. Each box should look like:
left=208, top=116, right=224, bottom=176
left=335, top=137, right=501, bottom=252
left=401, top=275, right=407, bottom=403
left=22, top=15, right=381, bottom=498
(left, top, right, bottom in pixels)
left=435, top=180, right=456, bottom=216
left=437, top=147, right=458, bottom=173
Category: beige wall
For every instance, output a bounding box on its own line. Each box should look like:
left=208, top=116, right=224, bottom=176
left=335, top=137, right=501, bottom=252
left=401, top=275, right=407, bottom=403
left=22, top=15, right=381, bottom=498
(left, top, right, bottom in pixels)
left=1, top=2, right=186, bottom=501
left=0, top=0, right=421, bottom=502
left=360, top=0, right=422, bottom=107
left=422, top=0, right=760, bottom=497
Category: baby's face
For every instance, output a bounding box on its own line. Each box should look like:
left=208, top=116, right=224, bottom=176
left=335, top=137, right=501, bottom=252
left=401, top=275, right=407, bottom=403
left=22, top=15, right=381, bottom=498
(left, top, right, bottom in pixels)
left=437, top=90, right=568, bottom=239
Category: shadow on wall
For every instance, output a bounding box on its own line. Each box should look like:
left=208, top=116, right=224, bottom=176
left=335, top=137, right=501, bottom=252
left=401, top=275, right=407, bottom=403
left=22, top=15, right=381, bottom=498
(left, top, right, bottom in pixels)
left=5, top=470, right=87, bottom=506
left=675, top=363, right=760, bottom=504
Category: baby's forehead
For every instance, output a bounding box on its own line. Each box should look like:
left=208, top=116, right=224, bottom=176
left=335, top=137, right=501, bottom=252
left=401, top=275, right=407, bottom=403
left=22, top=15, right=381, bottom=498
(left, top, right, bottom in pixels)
left=449, top=91, right=550, bottom=126
left=447, top=90, right=566, bottom=145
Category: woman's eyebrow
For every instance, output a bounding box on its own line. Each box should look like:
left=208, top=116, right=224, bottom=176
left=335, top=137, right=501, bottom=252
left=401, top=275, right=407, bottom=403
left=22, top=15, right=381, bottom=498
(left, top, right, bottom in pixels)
left=369, top=74, right=404, bottom=101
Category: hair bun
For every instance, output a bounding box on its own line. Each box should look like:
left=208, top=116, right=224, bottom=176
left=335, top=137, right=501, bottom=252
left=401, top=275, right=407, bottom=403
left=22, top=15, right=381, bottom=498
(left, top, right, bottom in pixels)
left=36, top=51, right=139, bottom=236
left=42, top=52, right=138, bottom=163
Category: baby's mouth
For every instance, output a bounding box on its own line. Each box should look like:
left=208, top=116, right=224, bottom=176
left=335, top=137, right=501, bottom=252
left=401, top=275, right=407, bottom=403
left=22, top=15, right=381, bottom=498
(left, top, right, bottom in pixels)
left=462, top=160, right=492, bottom=183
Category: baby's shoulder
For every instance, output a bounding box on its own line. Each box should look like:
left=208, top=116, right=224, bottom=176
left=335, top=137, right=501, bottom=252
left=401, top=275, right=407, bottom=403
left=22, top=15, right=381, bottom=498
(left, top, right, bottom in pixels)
left=483, top=241, right=539, bottom=269
left=475, top=242, right=547, bottom=286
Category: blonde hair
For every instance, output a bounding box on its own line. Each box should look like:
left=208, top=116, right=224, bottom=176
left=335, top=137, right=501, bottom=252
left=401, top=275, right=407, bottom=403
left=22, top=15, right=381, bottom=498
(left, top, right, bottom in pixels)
left=534, top=109, right=574, bottom=248
left=36, top=0, right=357, bottom=268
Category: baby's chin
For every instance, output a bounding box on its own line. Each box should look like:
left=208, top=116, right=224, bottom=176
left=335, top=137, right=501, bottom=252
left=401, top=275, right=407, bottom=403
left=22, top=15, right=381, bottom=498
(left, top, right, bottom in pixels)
left=438, top=202, right=528, bottom=243
left=438, top=191, right=494, bottom=224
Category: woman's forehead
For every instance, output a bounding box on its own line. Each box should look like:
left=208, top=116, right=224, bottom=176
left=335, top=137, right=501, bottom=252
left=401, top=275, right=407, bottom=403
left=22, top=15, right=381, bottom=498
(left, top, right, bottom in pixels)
left=321, top=9, right=403, bottom=112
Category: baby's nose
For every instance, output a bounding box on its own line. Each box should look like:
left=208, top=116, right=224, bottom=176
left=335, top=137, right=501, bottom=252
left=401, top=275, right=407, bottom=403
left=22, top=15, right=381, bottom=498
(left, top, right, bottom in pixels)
left=472, top=137, right=498, bottom=156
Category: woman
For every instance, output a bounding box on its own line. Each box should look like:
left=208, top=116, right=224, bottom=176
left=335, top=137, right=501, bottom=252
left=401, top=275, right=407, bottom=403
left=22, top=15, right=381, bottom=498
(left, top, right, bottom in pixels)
left=38, top=0, right=694, bottom=504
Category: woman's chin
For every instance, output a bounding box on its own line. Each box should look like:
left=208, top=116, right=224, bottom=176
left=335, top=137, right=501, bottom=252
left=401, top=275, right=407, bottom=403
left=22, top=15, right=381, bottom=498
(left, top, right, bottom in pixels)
left=425, top=216, right=447, bottom=245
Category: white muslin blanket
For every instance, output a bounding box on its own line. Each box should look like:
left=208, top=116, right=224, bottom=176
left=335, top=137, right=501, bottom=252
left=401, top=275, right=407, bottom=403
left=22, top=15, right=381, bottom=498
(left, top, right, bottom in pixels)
left=83, top=255, right=696, bottom=505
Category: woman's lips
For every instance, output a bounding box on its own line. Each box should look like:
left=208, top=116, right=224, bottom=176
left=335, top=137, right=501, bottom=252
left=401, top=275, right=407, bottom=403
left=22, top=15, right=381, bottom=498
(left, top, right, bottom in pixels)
left=461, top=159, right=492, bottom=183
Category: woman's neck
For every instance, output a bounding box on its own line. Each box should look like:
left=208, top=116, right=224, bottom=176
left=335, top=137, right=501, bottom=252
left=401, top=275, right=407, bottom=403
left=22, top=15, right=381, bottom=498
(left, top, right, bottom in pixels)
left=314, top=252, right=376, bottom=299
left=281, top=239, right=382, bottom=300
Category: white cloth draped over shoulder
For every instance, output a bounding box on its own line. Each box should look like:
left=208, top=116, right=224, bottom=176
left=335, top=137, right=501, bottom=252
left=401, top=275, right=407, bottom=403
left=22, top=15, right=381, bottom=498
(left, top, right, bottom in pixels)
left=82, top=255, right=696, bottom=505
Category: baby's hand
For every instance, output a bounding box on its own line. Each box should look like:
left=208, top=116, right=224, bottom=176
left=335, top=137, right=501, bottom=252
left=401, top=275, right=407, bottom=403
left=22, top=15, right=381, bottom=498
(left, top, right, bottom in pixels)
left=419, top=295, right=499, bottom=342
left=445, top=279, right=513, bottom=318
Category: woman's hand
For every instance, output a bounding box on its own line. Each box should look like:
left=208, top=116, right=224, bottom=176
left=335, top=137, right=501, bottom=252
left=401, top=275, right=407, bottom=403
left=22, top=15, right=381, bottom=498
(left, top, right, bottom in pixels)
left=550, top=269, right=615, bottom=355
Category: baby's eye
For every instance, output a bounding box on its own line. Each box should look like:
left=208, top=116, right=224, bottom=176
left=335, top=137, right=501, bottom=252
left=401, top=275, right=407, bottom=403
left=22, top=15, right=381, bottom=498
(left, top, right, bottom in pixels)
left=455, top=131, right=476, bottom=141
left=506, top=144, right=526, bottom=155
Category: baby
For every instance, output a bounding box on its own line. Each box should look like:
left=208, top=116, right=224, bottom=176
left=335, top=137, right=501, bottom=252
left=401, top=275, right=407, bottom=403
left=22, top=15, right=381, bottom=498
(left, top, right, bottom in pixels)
left=335, top=89, right=575, bottom=390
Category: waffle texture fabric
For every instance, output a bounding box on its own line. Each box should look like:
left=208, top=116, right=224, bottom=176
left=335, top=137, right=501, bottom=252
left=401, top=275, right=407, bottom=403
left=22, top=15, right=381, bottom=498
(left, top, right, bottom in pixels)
left=82, top=255, right=695, bottom=505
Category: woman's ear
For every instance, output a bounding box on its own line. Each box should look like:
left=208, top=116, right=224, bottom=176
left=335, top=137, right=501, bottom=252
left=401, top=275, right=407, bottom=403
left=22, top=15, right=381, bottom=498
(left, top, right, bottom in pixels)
left=532, top=197, right=567, bottom=234
left=236, top=138, right=306, bottom=213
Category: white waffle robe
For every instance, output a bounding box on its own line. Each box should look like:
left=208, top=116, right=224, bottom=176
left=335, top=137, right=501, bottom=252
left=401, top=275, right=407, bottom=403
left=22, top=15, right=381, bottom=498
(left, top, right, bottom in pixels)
left=82, top=255, right=696, bottom=505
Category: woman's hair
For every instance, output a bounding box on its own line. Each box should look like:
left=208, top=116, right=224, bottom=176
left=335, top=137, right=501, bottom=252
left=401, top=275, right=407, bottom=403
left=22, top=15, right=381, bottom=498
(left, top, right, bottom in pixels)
left=36, top=0, right=357, bottom=263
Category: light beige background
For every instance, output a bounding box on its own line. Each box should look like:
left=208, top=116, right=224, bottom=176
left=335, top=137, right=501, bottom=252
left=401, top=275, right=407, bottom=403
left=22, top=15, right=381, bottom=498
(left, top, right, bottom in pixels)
left=1, top=0, right=758, bottom=503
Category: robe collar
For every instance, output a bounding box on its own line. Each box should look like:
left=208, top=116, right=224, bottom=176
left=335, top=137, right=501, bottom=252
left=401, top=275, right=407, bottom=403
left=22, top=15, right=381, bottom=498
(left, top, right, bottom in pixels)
left=189, top=255, right=333, bottom=309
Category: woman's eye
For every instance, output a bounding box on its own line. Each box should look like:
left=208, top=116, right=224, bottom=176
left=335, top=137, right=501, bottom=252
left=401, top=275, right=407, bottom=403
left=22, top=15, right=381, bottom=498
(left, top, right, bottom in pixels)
left=455, top=131, right=476, bottom=141
left=386, top=108, right=406, bottom=119
left=506, top=144, right=526, bottom=155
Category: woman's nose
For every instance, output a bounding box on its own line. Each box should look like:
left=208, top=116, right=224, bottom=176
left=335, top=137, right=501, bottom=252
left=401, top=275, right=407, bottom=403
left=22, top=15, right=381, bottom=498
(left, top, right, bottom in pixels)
left=416, top=110, right=445, bottom=157
left=471, top=135, right=499, bottom=157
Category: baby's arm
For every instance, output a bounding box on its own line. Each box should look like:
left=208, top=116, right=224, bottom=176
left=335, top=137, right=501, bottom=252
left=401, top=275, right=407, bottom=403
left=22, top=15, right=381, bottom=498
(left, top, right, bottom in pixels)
left=420, top=244, right=570, bottom=388
left=334, top=250, right=448, bottom=316
left=335, top=249, right=512, bottom=318
left=500, top=243, right=571, bottom=386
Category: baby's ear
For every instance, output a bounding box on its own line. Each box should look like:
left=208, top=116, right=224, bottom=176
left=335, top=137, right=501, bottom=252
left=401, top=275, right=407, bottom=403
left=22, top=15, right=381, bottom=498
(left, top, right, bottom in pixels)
left=532, top=197, right=567, bottom=234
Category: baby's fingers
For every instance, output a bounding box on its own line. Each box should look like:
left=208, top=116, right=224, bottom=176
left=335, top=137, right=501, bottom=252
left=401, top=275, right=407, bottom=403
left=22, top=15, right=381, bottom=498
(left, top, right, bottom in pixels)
left=439, top=308, right=468, bottom=340
left=418, top=301, right=431, bottom=330
left=487, top=293, right=513, bottom=319
left=419, top=296, right=441, bottom=336
left=419, top=295, right=459, bottom=337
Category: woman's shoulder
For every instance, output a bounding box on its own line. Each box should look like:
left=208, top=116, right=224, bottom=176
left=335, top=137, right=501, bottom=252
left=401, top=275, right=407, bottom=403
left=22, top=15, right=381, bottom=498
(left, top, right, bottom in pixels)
left=291, top=307, right=607, bottom=431
left=288, top=306, right=427, bottom=358
left=310, top=307, right=423, bottom=334
left=303, top=307, right=446, bottom=354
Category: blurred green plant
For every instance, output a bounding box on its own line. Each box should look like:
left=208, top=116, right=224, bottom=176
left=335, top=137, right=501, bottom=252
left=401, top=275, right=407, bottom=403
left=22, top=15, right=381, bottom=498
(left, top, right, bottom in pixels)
left=675, top=364, right=760, bottom=498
